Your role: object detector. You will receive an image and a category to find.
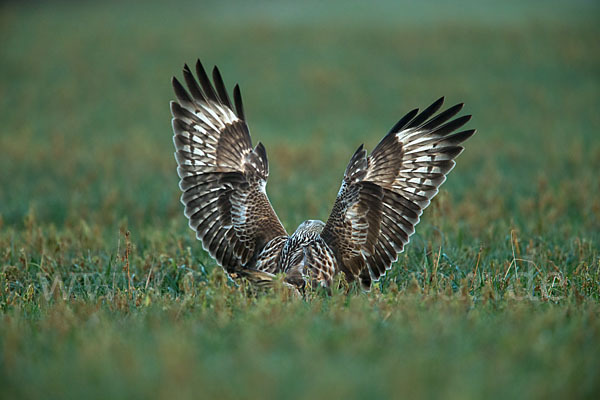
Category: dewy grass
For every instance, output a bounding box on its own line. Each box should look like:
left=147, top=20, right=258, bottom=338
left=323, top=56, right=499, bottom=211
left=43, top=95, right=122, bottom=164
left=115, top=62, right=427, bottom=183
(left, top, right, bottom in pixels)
left=1, top=0, right=599, bottom=398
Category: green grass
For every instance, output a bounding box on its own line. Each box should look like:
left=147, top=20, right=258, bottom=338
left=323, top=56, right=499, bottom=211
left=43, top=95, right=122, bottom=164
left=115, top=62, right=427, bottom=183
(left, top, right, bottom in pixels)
left=1, top=1, right=599, bottom=399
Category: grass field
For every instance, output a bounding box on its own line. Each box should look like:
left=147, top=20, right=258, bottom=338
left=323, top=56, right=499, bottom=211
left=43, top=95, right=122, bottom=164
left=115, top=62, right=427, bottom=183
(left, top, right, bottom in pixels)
left=1, top=1, right=599, bottom=398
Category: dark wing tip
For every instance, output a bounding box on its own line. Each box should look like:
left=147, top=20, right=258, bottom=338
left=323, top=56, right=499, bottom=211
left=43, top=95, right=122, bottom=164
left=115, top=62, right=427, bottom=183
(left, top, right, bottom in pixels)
left=195, top=59, right=219, bottom=102
left=420, top=102, right=465, bottom=131
left=233, top=84, right=245, bottom=120
left=430, top=114, right=472, bottom=138
left=212, top=65, right=232, bottom=108
left=182, top=63, right=205, bottom=102
left=169, top=100, right=180, bottom=115
left=430, top=96, right=445, bottom=112
left=407, top=97, right=446, bottom=129
left=389, top=108, right=419, bottom=134
left=446, top=129, right=476, bottom=145
left=446, top=102, right=465, bottom=116
left=427, top=97, right=446, bottom=114
left=445, top=102, right=464, bottom=114
left=172, top=76, right=192, bottom=104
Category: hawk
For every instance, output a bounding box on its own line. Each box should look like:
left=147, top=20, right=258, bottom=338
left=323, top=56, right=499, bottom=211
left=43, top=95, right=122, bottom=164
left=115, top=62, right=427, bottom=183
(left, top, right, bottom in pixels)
left=170, top=60, right=475, bottom=291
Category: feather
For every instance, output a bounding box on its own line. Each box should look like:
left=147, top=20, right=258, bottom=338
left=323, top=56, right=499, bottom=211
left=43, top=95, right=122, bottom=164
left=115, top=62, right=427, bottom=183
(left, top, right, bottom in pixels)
left=172, top=60, right=476, bottom=292
left=388, top=108, right=419, bottom=134
left=406, top=97, right=444, bottom=129
left=183, top=64, right=206, bottom=103
left=171, top=60, right=288, bottom=275
left=233, top=84, right=245, bottom=120
left=420, top=103, right=464, bottom=131
left=172, top=77, right=194, bottom=108
left=322, top=99, right=475, bottom=288
left=195, top=59, right=219, bottom=103
left=212, top=66, right=233, bottom=108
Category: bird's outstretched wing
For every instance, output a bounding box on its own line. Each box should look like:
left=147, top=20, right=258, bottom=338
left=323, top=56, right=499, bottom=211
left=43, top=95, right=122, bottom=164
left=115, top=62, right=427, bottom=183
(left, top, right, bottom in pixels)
left=321, top=97, right=475, bottom=289
left=170, top=60, right=287, bottom=274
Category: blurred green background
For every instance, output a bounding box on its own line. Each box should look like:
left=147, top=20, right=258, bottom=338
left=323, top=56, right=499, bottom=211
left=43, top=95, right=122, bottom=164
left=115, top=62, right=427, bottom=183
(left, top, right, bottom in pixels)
left=2, top=0, right=598, bottom=234
left=1, top=1, right=599, bottom=399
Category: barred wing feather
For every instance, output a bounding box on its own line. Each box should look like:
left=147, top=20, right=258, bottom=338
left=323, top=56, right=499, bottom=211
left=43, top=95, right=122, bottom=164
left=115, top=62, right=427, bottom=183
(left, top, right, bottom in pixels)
left=170, top=60, right=287, bottom=274
left=321, top=97, right=475, bottom=289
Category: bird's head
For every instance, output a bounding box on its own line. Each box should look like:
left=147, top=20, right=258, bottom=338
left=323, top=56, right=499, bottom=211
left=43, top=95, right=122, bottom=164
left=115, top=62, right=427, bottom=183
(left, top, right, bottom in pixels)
left=294, top=219, right=326, bottom=235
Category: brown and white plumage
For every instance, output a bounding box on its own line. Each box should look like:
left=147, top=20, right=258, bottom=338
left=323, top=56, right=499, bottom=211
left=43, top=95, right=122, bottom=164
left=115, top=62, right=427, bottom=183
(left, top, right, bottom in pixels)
left=171, top=60, right=287, bottom=276
left=321, top=98, right=475, bottom=289
left=170, top=60, right=475, bottom=292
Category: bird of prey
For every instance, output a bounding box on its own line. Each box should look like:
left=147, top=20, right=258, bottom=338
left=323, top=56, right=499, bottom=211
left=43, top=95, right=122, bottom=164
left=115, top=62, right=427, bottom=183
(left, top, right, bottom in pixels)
left=170, top=59, right=475, bottom=292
